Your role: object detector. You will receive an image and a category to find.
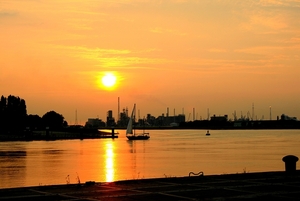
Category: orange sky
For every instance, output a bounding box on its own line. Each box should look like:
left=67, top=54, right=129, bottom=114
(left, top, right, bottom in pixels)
left=1, top=0, right=300, bottom=124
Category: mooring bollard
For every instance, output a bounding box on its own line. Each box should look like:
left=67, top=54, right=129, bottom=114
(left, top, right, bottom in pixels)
left=282, top=155, right=299, bottom=174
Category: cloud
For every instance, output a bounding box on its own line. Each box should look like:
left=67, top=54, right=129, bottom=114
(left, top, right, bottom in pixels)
left=208, top=48, right=227, bottom=53
left=246, top=14, right=287, bottom=31
left=290, top=37, right=300, bottom=43
left=0, top=10, right=18, bottom=18
left=53, top=45, right=130, bottom=56
left=150, top=27, right=187, bottom=36
left=51, top=45, right=169, bottom=70
left=258, top=0, right=300, bottom=7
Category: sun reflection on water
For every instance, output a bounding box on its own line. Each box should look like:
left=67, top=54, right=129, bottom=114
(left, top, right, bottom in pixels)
left=105, top=141, right=115, bottom=182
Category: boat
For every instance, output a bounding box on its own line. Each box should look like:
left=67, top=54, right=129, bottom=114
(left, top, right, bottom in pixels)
left=126, top=104, right=150, bottom=140
left=206, top=130, right=210, bottom=136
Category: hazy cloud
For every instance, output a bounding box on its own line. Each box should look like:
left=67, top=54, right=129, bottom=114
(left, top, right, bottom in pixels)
left=150, top=27, right=187, bottom=36
left=208, top=48, right=227, bottom=53
left=0, top=10, right=18, bottom=18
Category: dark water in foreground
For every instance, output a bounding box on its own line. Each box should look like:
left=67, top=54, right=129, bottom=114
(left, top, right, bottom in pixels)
left=0, top=129, right=299, bottom=189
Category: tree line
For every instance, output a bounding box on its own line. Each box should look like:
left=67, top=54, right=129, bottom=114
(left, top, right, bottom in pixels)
left=0, top=95, right=68, bottom=135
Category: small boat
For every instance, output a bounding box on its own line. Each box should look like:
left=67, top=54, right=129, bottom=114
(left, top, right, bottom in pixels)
left=127, top=134, right=149, bottom=140
left=126, top=104, right=150, bottom=140
left=206, top=130, right=210, bottom=136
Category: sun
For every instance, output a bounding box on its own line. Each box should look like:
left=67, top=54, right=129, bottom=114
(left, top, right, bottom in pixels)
left=102, top=73, right=116, bottom=87
left=98, top=72, right=118, bottom=90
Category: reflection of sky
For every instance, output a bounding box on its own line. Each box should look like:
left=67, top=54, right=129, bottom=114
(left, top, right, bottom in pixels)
left=105, top=141, right=114, bottom=182
left=0, top=147, right=27, bottom=188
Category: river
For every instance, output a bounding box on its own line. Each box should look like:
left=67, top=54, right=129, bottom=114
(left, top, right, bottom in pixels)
left=0, top=129, right=299, bottom=189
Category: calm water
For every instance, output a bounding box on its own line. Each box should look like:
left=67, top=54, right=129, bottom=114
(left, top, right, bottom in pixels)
left=0, top=129, right=299, bottom=189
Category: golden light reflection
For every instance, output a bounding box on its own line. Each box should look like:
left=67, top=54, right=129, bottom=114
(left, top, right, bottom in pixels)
left=97, top=72, right=119, bottom=91
left=105, top=141, right=115, bottom=182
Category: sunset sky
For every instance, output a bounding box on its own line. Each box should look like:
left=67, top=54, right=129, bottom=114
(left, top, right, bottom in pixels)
left=1, top=0, right=300, bottom=124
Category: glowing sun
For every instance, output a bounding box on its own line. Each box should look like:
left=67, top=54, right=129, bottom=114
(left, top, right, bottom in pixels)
left=101, top=72, right=117, bottom=89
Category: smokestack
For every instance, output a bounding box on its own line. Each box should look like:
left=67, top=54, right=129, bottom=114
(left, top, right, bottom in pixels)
left=193, top=108, right=195, bottom=121
left=207, top=108, right=210, bottom=120
left=118, top=97, right=120, bottom=121
left=167, top=107, right=169, bottom=117
left=252, top=103, right=254, bottom=121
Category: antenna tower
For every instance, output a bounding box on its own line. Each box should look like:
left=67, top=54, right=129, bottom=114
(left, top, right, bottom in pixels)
left=193, top=108, right=195, bottom=121
left=252, top=103, right=254, bottom=121
left=207, top=108, right=210, bottom=120
left=75, top=109, right=78, bottom=125
left=118, top=97, right=120, bottom=122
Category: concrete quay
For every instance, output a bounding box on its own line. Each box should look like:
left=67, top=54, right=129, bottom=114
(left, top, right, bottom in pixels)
left=0, top=171, right=300, bottom=200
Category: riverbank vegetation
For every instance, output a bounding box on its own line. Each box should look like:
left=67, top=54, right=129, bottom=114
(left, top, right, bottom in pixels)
left=0, top=95, right=103, bottom=140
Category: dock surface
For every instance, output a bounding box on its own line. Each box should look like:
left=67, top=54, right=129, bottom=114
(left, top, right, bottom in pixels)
left=1, top=171, right=299, bottom=200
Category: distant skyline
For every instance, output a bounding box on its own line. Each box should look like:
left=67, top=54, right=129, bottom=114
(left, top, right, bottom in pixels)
left=1, top=0, right=300, bottom=124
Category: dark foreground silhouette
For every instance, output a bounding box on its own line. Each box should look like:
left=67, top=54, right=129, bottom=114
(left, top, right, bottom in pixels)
left=1, top=171, right=299, bottom=200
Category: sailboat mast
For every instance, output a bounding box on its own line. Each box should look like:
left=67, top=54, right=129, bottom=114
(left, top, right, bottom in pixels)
left=133, top=104, right=136, bottom=136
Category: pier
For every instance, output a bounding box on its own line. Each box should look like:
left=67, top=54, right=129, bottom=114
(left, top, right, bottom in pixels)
left=0, top=128, right=118, bottom=141
left=1, top=171, right=299, bottom=200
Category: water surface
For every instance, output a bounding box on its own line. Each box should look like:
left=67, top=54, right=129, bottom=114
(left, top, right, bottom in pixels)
left=0, top=129, right=299, bottom=188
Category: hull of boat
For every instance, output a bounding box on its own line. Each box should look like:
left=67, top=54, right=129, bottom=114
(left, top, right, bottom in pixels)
left=127, top=135, right=150, bottom=140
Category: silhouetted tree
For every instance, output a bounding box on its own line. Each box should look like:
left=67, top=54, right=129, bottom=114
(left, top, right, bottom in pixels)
left=26, top=114, right=43, bottom=130
left=63, top=120, right=68, bottom=127
left=0, top=96, right=7, bottom=132
left=42, top=111, right=65, bottom=130
left=0, top=95, right=27, bottom=135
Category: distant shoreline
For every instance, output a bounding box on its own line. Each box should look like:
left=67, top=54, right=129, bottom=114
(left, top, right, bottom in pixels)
left=111, top=127, right=300, bottom=130
left=0, top=129, right=118, bottom=141
left=1, top=125, right=300, bottom=141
